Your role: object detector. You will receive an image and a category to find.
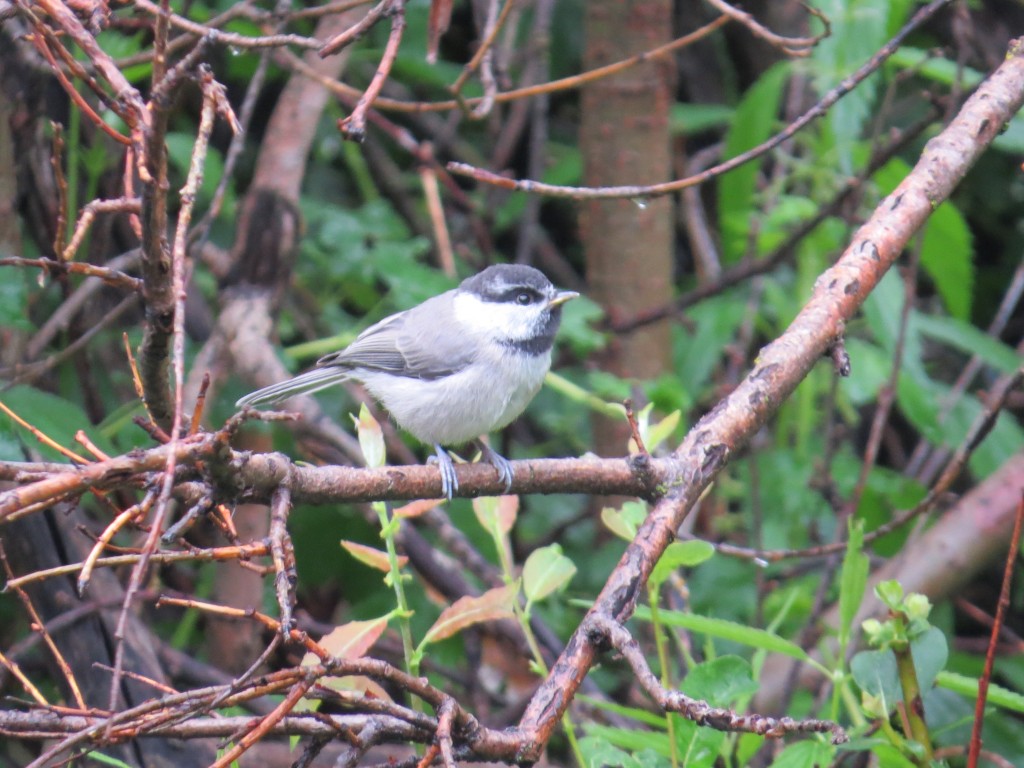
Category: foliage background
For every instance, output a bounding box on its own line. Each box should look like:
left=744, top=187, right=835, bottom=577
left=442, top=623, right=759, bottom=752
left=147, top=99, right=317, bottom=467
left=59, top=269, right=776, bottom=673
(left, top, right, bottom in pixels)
left=0, top=0, right=1023, bottom=766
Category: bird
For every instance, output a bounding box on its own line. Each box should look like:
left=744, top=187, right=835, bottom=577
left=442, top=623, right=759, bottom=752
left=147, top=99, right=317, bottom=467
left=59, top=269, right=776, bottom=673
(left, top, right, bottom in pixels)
left=236, top=264, right=579, bottom=499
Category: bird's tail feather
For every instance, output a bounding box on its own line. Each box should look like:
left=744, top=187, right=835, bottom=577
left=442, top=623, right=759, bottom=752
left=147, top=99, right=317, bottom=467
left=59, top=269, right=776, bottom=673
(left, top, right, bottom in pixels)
left=235, top=367, right=351, bottom=407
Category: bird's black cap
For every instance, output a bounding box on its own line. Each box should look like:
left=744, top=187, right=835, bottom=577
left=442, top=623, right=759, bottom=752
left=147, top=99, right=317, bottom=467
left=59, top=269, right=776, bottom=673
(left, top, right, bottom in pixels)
left=459, top=264, right=554, bottom=302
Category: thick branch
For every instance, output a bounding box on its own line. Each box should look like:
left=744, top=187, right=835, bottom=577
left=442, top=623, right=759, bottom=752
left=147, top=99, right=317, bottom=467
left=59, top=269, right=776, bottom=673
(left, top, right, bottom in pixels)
left=0, top=439, right=661, bottom=520
left=513, top=38, right=1024, bottom=755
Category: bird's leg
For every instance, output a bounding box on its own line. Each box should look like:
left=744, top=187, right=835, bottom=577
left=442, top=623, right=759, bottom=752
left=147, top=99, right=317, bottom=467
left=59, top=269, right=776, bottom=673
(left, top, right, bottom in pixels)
left=477, top=440, right=514, bottom=492
left=428, top=444, right=458, bottom=500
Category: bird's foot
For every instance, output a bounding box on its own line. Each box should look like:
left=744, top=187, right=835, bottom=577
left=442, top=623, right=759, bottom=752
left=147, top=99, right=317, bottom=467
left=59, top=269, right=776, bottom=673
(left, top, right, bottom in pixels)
left=478, top=442, right=514, bottom=493
left=429, top=444, right=458, bottom=501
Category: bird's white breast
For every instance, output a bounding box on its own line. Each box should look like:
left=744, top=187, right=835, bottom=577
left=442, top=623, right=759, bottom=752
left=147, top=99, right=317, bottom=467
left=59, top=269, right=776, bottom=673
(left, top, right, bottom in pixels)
left=356, top=338, right=552, bottom=446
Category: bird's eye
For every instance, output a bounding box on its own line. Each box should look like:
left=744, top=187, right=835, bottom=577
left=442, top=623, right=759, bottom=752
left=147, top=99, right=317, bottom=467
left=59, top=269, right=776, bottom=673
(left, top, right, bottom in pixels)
left=516, top=292, right=532, bottom=305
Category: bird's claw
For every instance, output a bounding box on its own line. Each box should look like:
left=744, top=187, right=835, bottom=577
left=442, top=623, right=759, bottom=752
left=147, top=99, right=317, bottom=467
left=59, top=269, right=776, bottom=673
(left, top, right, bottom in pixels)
left=430, top=444, right=458, bottom=501
left=479, top=443, right=514, bottom=493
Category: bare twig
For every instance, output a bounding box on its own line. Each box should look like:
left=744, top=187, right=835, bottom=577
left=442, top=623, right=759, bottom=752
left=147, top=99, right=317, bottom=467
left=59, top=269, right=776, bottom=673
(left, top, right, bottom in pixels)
left=703, top=0, right=828, bottom=56
left=269, top=484, right=297, bottom=634
left=133, top=0, right=322, bottom=50
left=0, top=256, right=141, bottom=294
left=513, top=40, right=1024, bottom=755
left=447, top=0, right=952, bottom=200
left=451, top=0, right=516, bottom=96
left=280, top=16, right=729, bottom=115
left=319, top=0, right=398, bottom=56
left=338, top=0, right=406, bottom=141
left=967, top=493, right=1024, bottom=768
left=5, top=542, right=271, bottom=591
left=714, top=360, right=1024, bottom=564
left=586, top=613, right=846, bottom=742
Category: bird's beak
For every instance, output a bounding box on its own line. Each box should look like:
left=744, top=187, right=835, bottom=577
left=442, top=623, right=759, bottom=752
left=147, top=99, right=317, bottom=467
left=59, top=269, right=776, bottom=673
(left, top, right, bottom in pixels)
left=548, top=290, right=579, bottom=308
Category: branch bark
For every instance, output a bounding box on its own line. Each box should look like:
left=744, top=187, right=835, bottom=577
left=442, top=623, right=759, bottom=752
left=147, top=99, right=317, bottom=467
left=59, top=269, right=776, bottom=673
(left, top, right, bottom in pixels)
left=513, top=39, right=1024, bottom=756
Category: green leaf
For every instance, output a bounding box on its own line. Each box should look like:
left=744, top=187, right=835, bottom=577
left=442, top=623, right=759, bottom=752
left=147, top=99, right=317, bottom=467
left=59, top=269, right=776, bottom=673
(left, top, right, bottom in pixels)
left=578, top=735, right=670, bottom=768
left=888, top=47, right=983, bottom=89
left=869, top=742, right=919, bottom=768
left=811, top=0, right=893, bottom=173
left=633, top=607, right=815, bottom=666
left=649, top=540, right=715, bottom=589
left=420, top=584, right=517, bottom=646
left=601, top=501, right=648, bottom=541
left=82, top=752, right=135, bottom=768
left=909, top=626, right=947, bottom=692
left=756, top=195, right=819, bottom=254
left=581, top=725, right=673, bottom=762
left=839, top=339, right=889, bottom=405
left=341, top=540, right=405, bottom=573
left=0, top=427, right=21, bottom=462
left=919, top=199, right=973, bottom=319
left=768, top=739, right=834, bottom=768
left=472, top=495, right=517, bottom=538
left=674, top=292, right=749, bottom=396
left=993, top=113, right=1024, bottom=153
left=558, top=296, right=607, bottom=357
left=351, top=403, right=386, bottom=468
left=851, top=648, right=899, bottom=712
left=682, top=656, right=758, bottom=707
left=670, top=102, right=734, bottom=136
left=523, top=544, right=577, bottom=605
left=736, top=733, right=765, bottom=766
left=870, top=158, right=975, bottom=320
left=643, top=409, right=681, bottom=454
left=860, top=268, right=926, bottom=380
left=311, top=617, right=389, bottom=661
left=575, top=695, right=668, bottom=728
left=718, top=62, right=789, bottom=262
left=936, top=671, right=1024, bottom=714
left=838, top=518, right=869, bottom=655
left=896, top=374, right=944, bottom=446
left=0, top=274, right=32, bottom=332
left=874, top=580, right=904, bottom=610
left=915, top=315, right=1021, bottom=374
left=0, top=387, right=114, bottom=462
left=674, top=719, right=725, bottom=768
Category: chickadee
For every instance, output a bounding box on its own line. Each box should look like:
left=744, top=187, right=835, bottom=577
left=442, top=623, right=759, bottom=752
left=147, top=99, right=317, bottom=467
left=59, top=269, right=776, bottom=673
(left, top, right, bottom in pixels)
left=236, top=264, right=579, bottom=499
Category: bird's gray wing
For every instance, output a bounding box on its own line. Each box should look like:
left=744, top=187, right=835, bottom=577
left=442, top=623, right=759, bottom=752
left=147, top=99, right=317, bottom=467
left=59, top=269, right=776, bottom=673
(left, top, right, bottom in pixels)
left=315, top=292, right=476, bottom=380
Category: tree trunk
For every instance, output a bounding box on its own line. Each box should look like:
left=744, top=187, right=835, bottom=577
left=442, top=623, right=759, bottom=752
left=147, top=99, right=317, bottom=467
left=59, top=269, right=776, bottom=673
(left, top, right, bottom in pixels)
left=580, top=0, right=675, bottom=458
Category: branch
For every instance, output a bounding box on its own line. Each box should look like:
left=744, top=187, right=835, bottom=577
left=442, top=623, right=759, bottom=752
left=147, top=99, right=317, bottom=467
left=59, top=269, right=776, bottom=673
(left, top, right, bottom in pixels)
left=512, top=36, right=1024, bottom=756
left=446, top=0, right=953, bottom=200
left=0, top=438, right=662, bottom=520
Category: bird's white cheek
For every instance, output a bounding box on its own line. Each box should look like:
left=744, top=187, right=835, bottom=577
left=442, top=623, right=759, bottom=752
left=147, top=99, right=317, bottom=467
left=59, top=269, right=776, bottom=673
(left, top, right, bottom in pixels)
left=452, top=293, right=546, bottom=341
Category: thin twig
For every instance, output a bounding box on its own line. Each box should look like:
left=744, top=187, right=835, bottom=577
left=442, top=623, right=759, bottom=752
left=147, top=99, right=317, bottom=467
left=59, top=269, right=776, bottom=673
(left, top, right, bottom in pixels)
left=844, top=240, right=923, bottom=518
left=703, top=0, right=828, bottom=56
left=77, top=492, right=156, bottom=595
left=587, top=613, right=847, bottom=742
left=269, top=484, right=297, bottom=634
left=281, top=16, right=729, bottom=115
left=451, top=0, right=517, bottom=95
left=0, top=543, right=72, bottom=707
left=133, top=0, right=322, bottom=50
left=713, top=362, right=1024, bottom=563
left=447, top=0, right=952, bottom=200
left=108, top=69, right=222, bottom=718
left=60, top=198, right=140, bottom=264
left=338, top=0, right=406, bottom=141
left=318, top=0, right=395, bottom=56
left=967, top=493, right=1024, bottom=768
left=610, top=106, right=941, bottom=333
left=462, top=0, right=501, bottom=118
left=5, top=542, right=271, bottom=591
